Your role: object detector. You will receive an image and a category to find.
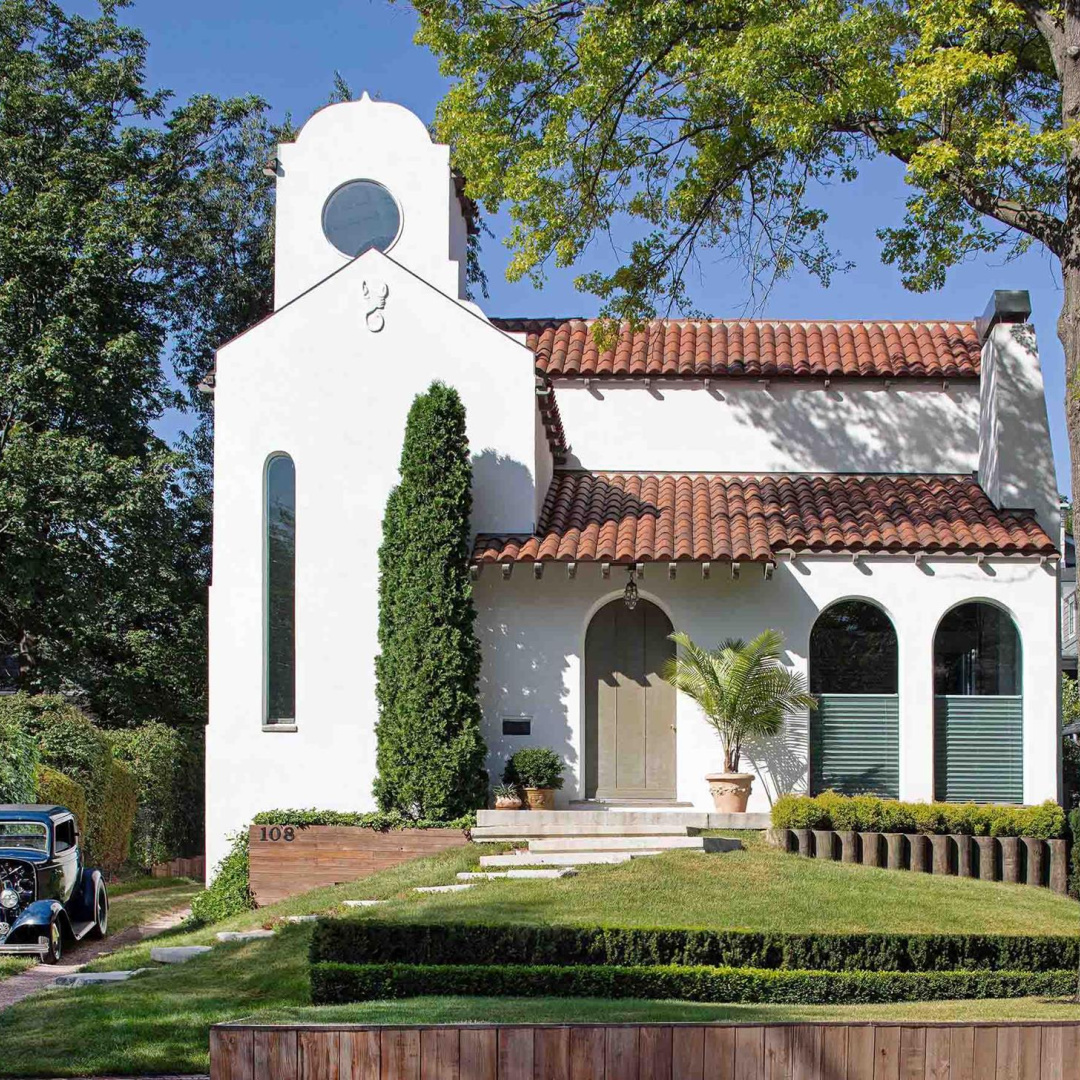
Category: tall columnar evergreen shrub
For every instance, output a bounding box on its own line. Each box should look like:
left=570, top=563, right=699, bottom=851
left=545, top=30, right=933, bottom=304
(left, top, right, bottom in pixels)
left=374, top=382, right=487, bottom=819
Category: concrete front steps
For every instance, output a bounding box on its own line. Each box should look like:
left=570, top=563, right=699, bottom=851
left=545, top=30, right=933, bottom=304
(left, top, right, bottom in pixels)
left=472, top=808, right=769, bottom=841
left=528, top=835, right=707, bottom=853
left=479, top=851, right=657, bottom=868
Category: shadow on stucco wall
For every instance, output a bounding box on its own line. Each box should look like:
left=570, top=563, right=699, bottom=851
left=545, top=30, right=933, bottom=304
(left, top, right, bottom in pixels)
left=474, top=594, right=575, bottom=796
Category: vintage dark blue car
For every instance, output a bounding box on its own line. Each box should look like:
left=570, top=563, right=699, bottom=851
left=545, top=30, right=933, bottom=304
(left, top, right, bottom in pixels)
left=0, top=805, right=108, bottom=963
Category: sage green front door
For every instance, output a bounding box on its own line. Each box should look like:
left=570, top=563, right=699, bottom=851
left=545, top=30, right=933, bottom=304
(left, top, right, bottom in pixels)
left=584, top=598, right=676, bottom=800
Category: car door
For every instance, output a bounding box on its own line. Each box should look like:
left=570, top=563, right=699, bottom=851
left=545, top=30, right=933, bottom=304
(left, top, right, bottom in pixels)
left=51, top=817, right=80, bottom=904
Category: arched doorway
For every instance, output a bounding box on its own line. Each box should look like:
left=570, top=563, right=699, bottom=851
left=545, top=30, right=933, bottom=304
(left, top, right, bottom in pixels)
left=584, top=598, right=676, bottom=801
left=934, top=602, right=1023, bottom=803
left=809, top=600, right=899, bottom=797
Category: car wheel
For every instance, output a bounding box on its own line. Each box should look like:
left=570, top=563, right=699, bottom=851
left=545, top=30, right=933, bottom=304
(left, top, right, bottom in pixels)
left=89, top=882, right=108, bottom=939
left=43, top=917, right=63, bottom=964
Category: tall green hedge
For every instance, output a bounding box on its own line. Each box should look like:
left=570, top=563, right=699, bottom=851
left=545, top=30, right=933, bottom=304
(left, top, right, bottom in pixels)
left=0, top=711, right=40, bottom=802
left=110, top=721, right=204, bottom=866
left=373, top=382, right=487, bottom=819
left=35, top=765, right=88, bottom=839
left=97, top=757, right=138, bottom=874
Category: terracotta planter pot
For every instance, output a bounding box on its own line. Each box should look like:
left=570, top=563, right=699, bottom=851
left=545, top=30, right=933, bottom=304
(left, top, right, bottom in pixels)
left=705, top=773, right=754, bottom=813
left=1021, top=837, right=1045, bottom=887
left=909, top=834, right=931, bottom=873
left=973, top=836, right=997, bottom=881
left=954, top=835, right=974, bottom=879
left=812, top=830, right=836, bottom=860
left=494, top=796, right=523, bottom=811
left=524, top=787, right=555, bottom=811
left=930, top=834, right=953, bottom=876
left=860, top=831, right=884, bottom=868
left=837, top=830, right=859, bottom=864
left=1048, top=839, right=1069, bottom=895
left=884, top=833, right=906, bottom=871
left=792, top=829, right=813, bottom=858
left=999, top=837, right=1022, bottom=884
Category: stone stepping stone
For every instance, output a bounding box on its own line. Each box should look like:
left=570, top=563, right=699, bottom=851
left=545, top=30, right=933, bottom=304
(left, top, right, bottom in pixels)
left=457, top=869, right=577, bottom=881
left=414, top=883, right=474, bottom=893
left=342, top=899, right=385, bottom=908
left=150, top=946, right=212, bottom=964
left=53, top=970, right=147, bottom=987
left=215, top=930, right=276, bottom=942
left=283, top=915, right=319, bottom=923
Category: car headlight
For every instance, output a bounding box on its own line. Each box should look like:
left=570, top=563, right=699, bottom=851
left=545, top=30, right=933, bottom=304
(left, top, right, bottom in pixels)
left=0, top=888, right=19, bottom=910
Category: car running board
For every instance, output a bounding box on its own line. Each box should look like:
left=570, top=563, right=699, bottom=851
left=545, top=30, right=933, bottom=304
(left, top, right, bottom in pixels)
left=70, top=920, right=95, bottom=941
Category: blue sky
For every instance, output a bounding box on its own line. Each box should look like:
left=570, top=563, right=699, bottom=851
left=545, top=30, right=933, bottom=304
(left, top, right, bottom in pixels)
left=99, top=0, right=1072, bottom=494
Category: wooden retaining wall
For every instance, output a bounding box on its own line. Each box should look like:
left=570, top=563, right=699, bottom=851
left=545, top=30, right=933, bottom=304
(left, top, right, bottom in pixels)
left=211, top=1021, right=1080, bottom=1079
left=247, top=825, right=469, bottom=905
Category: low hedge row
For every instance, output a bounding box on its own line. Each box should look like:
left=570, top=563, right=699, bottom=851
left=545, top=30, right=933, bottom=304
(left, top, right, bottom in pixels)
left=251, top=809, right=475, bottom=830
left=310, top=920, right=1080, bottom=973
left=310, top=961, right=1077, bottom=1007
left=772, top=792, right=1067, bottom=838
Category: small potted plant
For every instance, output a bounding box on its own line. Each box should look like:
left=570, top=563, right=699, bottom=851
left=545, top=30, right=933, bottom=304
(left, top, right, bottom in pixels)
left=492, top=782, right=523, bottom=811
left=503, top=747, right=565, bottom=810
left=663, top=629, right=814, bottom=813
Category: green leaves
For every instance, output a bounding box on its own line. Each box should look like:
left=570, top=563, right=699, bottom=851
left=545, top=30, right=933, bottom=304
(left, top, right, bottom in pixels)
left=663, top=628, right=814, bottom=772
left=374, top=382, right=489, bottom=819
left=415, top=0, right=1069, bottom=316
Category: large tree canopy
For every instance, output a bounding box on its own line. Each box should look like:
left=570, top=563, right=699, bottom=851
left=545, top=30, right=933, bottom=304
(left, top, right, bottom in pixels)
left=0, top=0, right=273, bottom=724
left=414, top=0, right=1080, bottom=497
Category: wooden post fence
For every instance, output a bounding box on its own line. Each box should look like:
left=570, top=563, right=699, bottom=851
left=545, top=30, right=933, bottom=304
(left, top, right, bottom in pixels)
left=211, top=1020, right=1080, bottom=1079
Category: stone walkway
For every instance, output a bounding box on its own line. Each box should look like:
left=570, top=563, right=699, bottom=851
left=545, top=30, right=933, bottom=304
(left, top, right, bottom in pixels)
left=0, top=904, right=192, bottom=1012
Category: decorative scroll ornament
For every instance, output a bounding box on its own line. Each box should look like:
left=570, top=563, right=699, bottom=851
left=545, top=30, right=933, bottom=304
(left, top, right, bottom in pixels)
left=362, top=279, right=389, bottom=332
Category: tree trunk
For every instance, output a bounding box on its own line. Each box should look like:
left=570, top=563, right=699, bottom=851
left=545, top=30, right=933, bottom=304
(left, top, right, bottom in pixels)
left=1061, top=8, right=1080, bottom=527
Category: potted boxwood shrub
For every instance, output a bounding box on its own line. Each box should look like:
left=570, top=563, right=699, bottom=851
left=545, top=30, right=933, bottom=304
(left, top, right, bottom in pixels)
left=492, top=783, right=523, bottom=811
left=663, top=629, right=814, bottom=813
left=503, top=747, right=565, bottom=810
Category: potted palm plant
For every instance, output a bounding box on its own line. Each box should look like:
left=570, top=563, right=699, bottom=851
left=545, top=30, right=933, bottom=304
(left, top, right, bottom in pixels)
left=663, top=629, right=814, bottom=813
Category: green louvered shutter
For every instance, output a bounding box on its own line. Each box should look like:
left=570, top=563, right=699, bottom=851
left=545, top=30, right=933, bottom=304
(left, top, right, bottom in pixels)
left=934, top=696, right=1023, bottom=804
left=810, top=694, right=899, bottom=798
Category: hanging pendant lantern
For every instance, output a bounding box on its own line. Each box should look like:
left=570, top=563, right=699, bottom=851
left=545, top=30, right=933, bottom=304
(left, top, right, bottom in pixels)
left=623, top=568, right=639, bottom=610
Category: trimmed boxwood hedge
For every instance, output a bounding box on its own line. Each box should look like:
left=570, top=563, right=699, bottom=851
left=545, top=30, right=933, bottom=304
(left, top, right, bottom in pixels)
left=310, top=920, right=1080, bottom=974
left=772, top=792, right=1067, bottom=838
left=310, top=961, right=1078, bottom=1007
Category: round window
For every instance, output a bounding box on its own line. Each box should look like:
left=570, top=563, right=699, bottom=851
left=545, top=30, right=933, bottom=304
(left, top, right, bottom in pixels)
left=321, top=180, right=401, bottom=257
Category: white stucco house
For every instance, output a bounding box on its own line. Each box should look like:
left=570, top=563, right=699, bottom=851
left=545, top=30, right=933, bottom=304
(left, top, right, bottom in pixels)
left=204, top=95, right=1062, bottom=872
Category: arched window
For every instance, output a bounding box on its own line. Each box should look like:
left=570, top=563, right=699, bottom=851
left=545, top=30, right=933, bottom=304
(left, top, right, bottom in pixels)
left=809, top=600, right=899, bottom=797
left=933, top=602, right=1021, bottom=696
left=265, top=454, right=295, bottom=727
left=810, top=600, right=898, bottom=694
left=934, top=602, right=1022, bottom=803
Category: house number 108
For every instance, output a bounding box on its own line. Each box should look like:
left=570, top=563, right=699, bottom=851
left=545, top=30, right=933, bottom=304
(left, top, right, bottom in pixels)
left=258, top=826, right=295, bottom=842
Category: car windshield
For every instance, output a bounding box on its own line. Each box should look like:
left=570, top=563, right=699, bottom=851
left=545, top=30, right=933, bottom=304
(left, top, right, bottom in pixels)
left=0, top=822, right=48, bottom=852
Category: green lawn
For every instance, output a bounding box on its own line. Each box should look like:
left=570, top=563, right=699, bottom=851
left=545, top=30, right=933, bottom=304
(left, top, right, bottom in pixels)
left=105, top=880, right=202, bottom=935
left=0, top=842, right=1077, bottom=1077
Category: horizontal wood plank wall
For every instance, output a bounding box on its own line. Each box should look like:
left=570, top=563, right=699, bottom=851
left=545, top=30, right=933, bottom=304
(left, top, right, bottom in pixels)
left=247, top=825, right=469, bottom=905
left=210, top=1022, right=1080, bottom=1080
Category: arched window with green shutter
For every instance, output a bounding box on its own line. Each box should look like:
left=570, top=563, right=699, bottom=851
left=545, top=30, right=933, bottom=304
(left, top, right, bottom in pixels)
left=934, top=602, right=1022, bottom=803
left=809, top=600, right=899, bottom=797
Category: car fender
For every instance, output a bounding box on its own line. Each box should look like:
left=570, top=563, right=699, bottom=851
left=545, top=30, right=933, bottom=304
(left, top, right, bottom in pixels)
left=68, top=867, right=104, bottom=923
left=3, top=900, right=69, bottom=944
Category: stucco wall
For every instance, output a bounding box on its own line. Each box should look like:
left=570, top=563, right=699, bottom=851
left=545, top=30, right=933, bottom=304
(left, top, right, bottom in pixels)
left=274, top=96, right=465, bottom=308
left=978, top=321, right=1059, bottom=538
left=555, top=380, right=980, bottom=475
left=206, top=251, right=535, bottom=873
left=475, top=556, right=1060, bottom=814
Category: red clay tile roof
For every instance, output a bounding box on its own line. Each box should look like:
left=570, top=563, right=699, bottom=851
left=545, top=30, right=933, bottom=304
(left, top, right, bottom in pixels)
left=492, top=318, right=982, bottom=380
left=473, top=473, right=1054, bottom=564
